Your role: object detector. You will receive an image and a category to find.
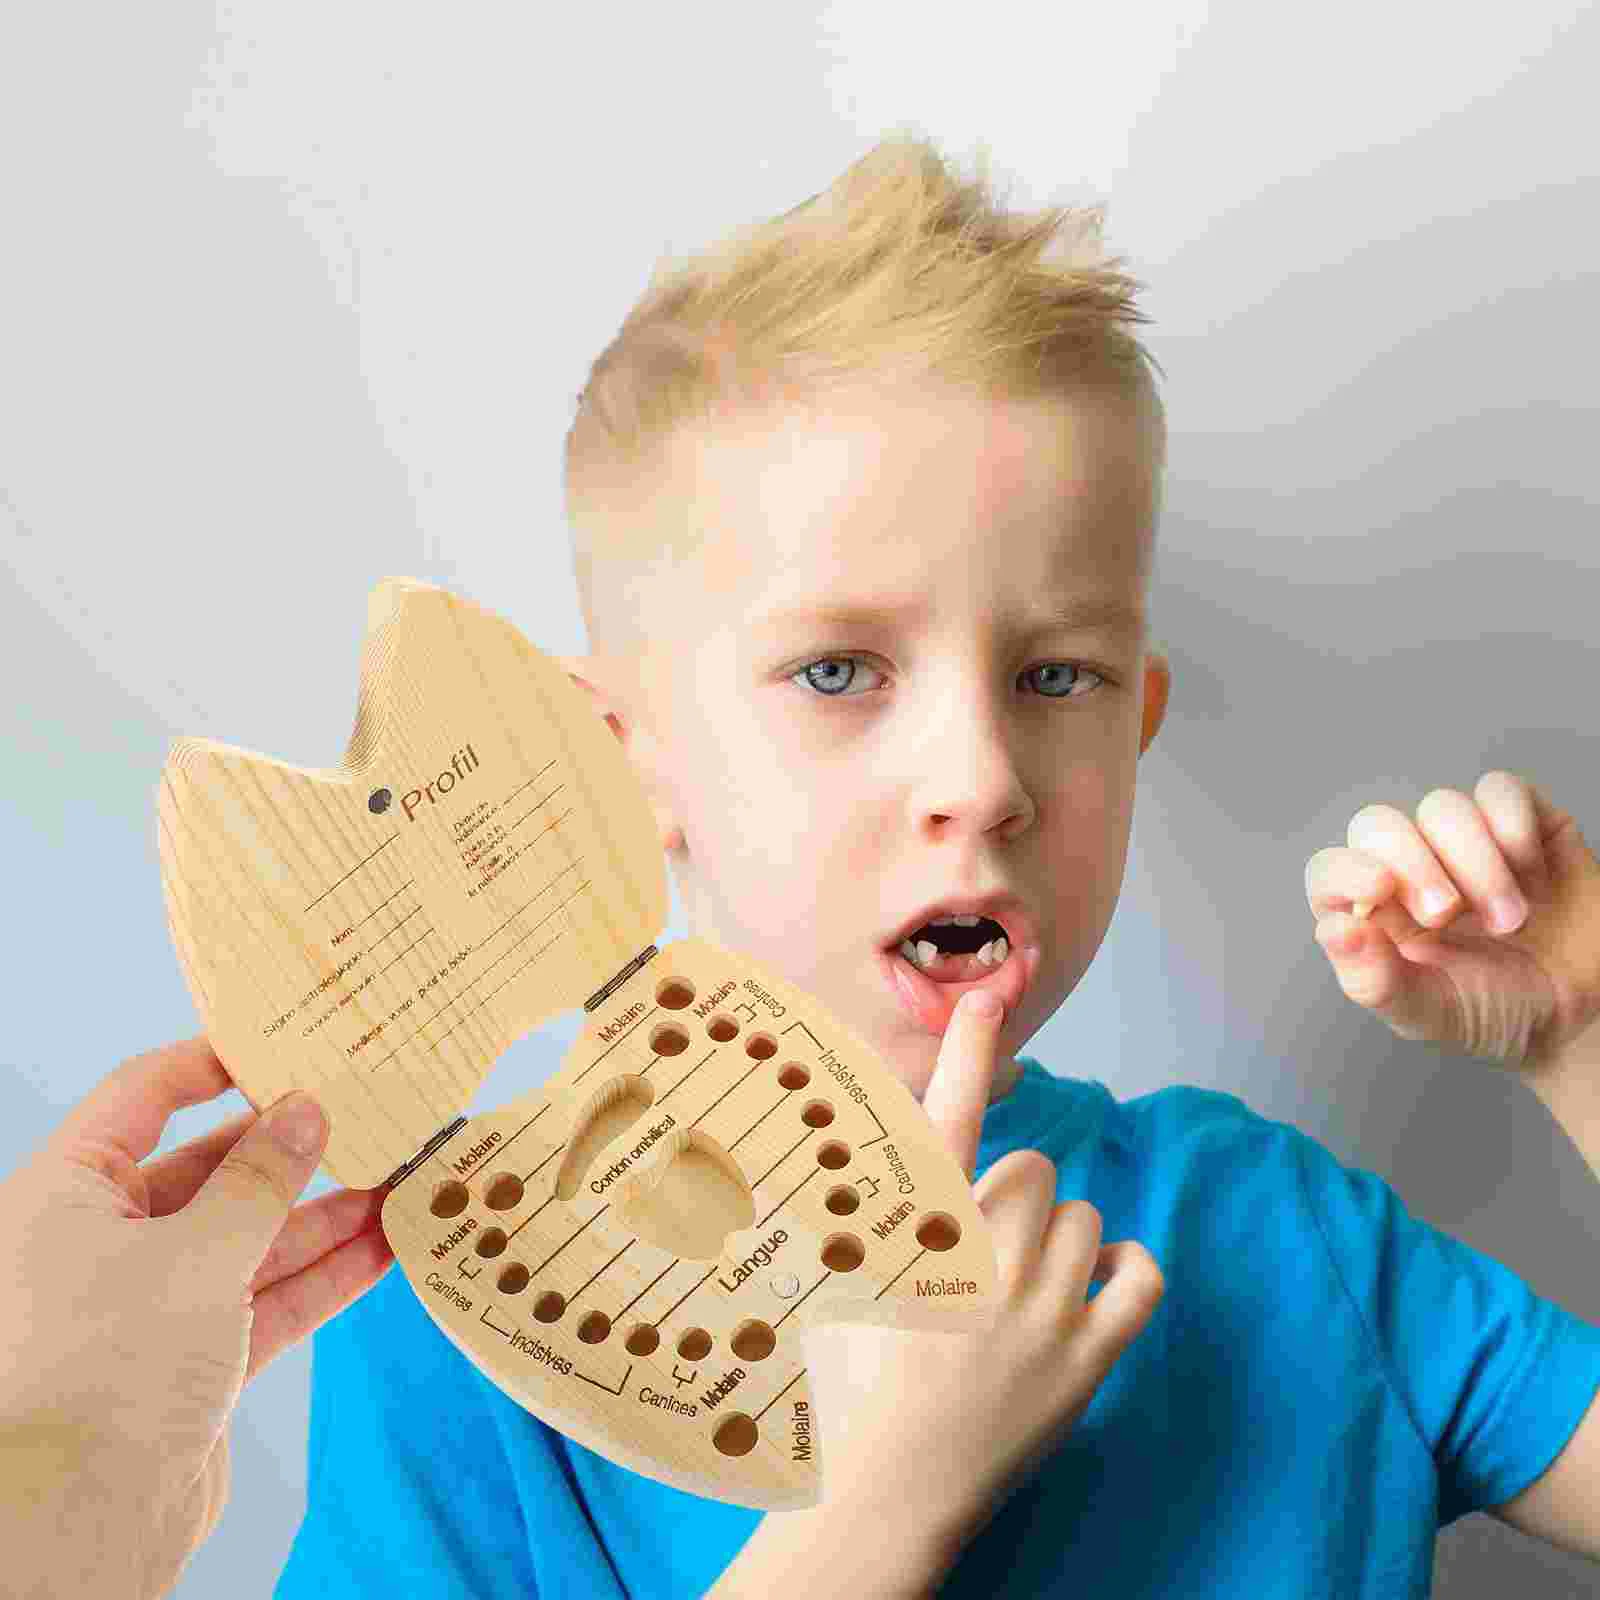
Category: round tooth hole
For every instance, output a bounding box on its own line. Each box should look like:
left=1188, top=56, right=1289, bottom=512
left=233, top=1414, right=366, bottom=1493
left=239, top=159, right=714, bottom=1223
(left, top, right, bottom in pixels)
left=800, top=1099, right=835, bottom=1129
left=656, top=977, right=695, bottom=1009
left=825, top=1184, right=860, bottom=1215
left=815, top=1139, right=851, bottom=1170
left=430, top=1179, right=469, bottom=1219
left=745, top=1032, right=778, bottom=1060
left=497, top=1263, right=530, bottom=1294
left=483, top=1172, right=524, bottom=1210
left=820, top=1232, right=865, bottom=1272
left=474, top=1226, right=508, bottom=1258
left=706, top=1013, right=739, bottom=1043
left=677, top=1327, right=713, bottom=1362
left=777, top=1061, right=810, bottom=1090
left=577, top=1311, right=612, bottom=1345
left=712, top=1412, right=758, bottom=1458
left=624, top=1322, right=661, bottom=1357
left=916, top=1212, right=962, bottom=1251
left=650, top=1021, right=690, bottom=1057
left=729, top=1320, right=776, bottom=1362
left=533, top=1290, right=566, bottom=1323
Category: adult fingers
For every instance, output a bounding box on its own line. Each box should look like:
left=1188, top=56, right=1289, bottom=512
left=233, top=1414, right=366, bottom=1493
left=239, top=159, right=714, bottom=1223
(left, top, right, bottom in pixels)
left=47, top=1034, right=233, bottom=1166
left=176, top=1091, right=329, bottom=1280
left=243, top=1226, right=397, bottom=1383
left=141, top=1111, right=256, bottom=1216
left=247, top=1183, right=391, bottom=1295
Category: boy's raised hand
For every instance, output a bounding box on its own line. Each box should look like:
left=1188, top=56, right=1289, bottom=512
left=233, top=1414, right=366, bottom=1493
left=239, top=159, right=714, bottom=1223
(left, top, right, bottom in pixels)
left=797, top=991, right=1165, bottom=1573
left=1306, top=769, right=1600, bottom=1077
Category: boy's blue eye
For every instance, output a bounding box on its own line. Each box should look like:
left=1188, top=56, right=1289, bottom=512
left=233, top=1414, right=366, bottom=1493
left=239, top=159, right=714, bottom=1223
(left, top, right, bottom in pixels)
left=787, top=654, right=1107, bottom=700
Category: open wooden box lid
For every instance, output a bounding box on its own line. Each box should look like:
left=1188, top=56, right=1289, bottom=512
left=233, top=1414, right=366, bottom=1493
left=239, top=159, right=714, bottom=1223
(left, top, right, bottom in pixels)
left=154, top=576, right=668, bottom=1190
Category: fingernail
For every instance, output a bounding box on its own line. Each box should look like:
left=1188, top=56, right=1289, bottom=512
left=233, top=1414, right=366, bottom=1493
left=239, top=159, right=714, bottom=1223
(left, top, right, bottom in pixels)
left=1490, top=892, right=1527, bottom=933
left=964, top=989, right=1002, bottom=1019
left=1420, top=887, right=1456, bottom=921
left=267, top=1092, right=326, bottom=1156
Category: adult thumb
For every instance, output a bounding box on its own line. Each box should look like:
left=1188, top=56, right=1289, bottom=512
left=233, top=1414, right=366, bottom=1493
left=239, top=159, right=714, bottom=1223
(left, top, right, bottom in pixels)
left=179, top=1091, right=329, bottom=1273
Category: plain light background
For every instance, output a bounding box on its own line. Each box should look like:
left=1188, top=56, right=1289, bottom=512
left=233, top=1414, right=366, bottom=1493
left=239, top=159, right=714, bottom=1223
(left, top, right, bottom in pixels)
left=3, top=2, right=1598, bottom=1594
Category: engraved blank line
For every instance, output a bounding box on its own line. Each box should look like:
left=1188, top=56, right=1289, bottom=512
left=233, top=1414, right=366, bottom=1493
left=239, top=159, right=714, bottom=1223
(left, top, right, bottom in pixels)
left=478, top=808, right=578, bottom=888
left=507, top=1189, right=562, bottom=1243
left=353, top=878, right=414, bottom=931
left=651, top=1264, right=720, bottom=1327
left=752, top=1129, right=814, bottom=1188
left=684, top=1054, right=765, bottom=1124
left=656, top=1046, right=719, bottom=1105
left=723, top=1090, right=791, bottom=1153
left=529, top=1201, right=611, bottom=1277
left=858, top=1100, right=890, bottom=1149
left=425, top=929, right=566, bottom=1057
left=758, top=1165, right=822, bottom=1229
left=753, top=1367, right=808, bottom=1423
left=375, top=925, right=438, bottom=977
left=470, top=884, right=590, bottom=987
left=781, top=1020, right=824, bottom=1052
left=873, top=1246, right=929, bottom=1299
left=466, top=803, right=575, bottom=893
left=612, top=1259, right=682, bottom=1320
left=369, top=902, right=426, bottom=950
left=568, top=1237, right=636, bottom=1304
left=500, top=759, right=556, bottom=806
left=371, top=888, right=590, bottom=1071
left=771, top=1270, right=831, bottom=1329
left=305, top=834, right=398, bottom=913
left=477, top=858, right=586, bottom=947
left=574, top=1364, right=632, bottom=1396
left=506, top=784, right=565, bottom=835
left=479, top=1105, right=548, bottom=1167
left=519, top=1138, right=567, bottom=1187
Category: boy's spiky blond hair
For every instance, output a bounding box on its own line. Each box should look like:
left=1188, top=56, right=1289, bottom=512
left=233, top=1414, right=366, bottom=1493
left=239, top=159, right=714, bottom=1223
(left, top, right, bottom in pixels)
left=563, top=125, right=1166, bottom=656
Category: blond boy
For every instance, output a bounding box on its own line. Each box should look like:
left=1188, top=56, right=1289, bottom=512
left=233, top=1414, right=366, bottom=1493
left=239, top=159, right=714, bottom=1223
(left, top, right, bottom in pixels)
left=276, top=131, right=1600, bottom=1598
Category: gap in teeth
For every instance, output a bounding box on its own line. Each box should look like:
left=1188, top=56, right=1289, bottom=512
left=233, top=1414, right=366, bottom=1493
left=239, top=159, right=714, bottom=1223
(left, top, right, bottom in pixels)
left=899, top=932, right=1010, bottom=972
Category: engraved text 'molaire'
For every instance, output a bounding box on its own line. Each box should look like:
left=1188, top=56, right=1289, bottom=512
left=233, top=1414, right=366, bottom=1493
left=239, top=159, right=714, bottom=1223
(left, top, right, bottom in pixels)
left=451, top=1128, right=502, bottom=1176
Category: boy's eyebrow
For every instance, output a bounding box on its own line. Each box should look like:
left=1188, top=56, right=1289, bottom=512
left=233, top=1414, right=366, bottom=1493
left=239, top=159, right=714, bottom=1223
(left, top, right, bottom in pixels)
left=750, top=595, right=1147, bottom=645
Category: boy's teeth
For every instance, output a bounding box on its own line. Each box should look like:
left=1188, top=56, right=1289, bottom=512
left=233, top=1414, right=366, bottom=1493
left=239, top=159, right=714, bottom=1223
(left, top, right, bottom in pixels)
left=897, top=935, right=1009, bottom=975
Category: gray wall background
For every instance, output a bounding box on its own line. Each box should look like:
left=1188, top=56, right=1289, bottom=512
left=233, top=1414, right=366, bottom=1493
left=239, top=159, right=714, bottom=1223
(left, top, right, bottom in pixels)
left=3, top=2, right=1597, bottom=1593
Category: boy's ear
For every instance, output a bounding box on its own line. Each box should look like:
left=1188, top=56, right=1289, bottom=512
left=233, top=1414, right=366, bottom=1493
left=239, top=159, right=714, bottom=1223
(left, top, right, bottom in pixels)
left=555, top=654, right=685, bottom=854
left=1139, top=650, right=1171, bottom=755
left=556, top=654, right=626, bottom=743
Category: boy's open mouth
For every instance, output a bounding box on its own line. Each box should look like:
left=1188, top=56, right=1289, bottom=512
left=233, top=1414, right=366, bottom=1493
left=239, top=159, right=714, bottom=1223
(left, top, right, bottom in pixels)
left=875, top=897, right=1039, bottom=1033
left=891, top=913, right=1010, bottom=982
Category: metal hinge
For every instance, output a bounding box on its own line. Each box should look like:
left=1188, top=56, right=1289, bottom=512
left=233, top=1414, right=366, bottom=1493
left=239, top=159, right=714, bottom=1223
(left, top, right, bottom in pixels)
left=383, top=1115, right=468, bottom=1191
left=583, top=943, right=659, bottom=1014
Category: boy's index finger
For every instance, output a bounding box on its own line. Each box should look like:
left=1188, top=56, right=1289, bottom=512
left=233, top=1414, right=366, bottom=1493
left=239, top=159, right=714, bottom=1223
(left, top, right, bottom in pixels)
left=920, top=992, right=1003, bottom=1182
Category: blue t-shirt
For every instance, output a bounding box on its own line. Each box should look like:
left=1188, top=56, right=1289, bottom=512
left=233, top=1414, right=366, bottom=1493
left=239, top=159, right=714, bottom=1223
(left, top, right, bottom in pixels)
left=275, top=1055, right=1600, bottom=1597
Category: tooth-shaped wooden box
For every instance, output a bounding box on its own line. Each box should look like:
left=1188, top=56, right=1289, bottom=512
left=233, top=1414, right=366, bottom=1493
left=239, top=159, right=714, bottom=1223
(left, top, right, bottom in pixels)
left=154, top=576, right=999, bottom=1511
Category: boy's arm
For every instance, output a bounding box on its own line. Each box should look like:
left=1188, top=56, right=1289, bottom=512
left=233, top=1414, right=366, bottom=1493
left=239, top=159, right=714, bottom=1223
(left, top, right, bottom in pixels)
left=708, top=1490, right=968, bottom=1600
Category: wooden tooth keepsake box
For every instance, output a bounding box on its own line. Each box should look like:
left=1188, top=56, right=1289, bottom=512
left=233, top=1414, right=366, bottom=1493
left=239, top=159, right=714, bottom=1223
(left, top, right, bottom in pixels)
left=154, top=576, right=999, bottom=1511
